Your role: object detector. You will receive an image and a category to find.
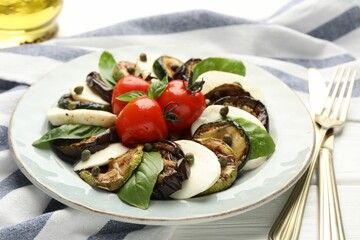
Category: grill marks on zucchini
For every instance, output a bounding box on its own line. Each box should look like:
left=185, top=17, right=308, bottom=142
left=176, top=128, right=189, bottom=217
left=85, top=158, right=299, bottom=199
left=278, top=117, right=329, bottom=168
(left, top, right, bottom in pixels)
left=195, top=138, right=238, bottom=195
left=153, top=56, right=183, bottom=80
left=79, top=145, right=144, bottom=191
left=193, top=120, right=250, bottom=171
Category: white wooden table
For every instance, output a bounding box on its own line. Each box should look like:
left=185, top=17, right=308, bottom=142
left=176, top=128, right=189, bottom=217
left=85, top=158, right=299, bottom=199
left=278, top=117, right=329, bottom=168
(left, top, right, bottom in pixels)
left=54, top=1, right=360, bottom=239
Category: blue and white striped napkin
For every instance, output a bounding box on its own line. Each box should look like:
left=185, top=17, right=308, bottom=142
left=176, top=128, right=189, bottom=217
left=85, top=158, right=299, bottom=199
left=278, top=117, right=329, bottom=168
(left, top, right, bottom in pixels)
left=1, top=0, right=359, bottom=239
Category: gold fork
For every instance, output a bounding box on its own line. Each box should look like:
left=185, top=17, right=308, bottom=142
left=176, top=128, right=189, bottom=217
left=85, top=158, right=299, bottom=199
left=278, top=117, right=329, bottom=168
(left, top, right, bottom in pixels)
left=268, top=66, right=356, bottom=240
left=318, top=67, right=356, bottom=240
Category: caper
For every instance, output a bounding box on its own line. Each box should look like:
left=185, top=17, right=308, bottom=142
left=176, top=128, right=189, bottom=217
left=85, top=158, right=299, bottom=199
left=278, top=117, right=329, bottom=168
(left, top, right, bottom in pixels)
left=223, top=134, right=232, bottom=146
left=185, top=152, right=194, bottom=165
left=143, top=143, right=153, bottom=152
left=127, top=66, right=135, bottom=74
left=81, top=149, right=91, bottom=161
left=139, top=53, right=147, bottom=62
left=218, top=156, right=227, bottom=167
left=74, top=86, right=84, bottom=95
left=91, top=166, right=100, bottom=176
left=219, top=106, right=229, bottom=118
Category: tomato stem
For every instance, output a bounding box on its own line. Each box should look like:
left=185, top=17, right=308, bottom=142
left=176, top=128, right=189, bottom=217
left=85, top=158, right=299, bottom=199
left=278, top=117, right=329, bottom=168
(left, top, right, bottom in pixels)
left=183, top=78, right=204, bottom=94
left=163, top=102, right=182, bottom=123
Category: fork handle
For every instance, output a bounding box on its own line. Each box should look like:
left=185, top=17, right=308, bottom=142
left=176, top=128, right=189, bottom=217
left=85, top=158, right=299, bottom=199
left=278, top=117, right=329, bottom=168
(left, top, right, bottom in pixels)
left=319, top=147, right=346, bottom=240
left=268, top=127, right=328, bottom=240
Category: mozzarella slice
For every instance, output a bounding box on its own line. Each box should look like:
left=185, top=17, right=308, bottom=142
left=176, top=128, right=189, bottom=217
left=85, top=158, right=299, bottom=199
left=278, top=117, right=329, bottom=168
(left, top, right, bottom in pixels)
left=196, top=71, right=263, bottom=101
left=191, top=105, right=265, bottom=135
left=170, top=140, right=221, bottom=199
left=47, top=107, right=116, bottom=128
left=134, top=54, right=158, bottom=80
left=74, top=143, right=129, bottom=171
left=71, top=82, right=109, bottom=105
left=241, top=157, right=267, bottom=172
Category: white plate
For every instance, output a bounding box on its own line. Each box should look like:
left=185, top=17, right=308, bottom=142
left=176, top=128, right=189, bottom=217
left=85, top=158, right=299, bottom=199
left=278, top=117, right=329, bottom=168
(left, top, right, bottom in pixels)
left=9, top=45, right=314, bottom=225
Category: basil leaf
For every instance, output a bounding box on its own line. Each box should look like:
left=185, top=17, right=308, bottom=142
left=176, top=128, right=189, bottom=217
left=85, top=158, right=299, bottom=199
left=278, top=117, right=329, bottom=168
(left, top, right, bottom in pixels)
left=191, top=57, right=246, bottom=81
left=99, top=51, right=117, bottom=87
left=117, top=91, right=147, bottom=102
left=117, top=152, right=163, bottom=210
left=233, top=118, right=275, bottom=160
left=32, top=124, right=106, bottom=148
left=148, top=77, right=168, bottom=99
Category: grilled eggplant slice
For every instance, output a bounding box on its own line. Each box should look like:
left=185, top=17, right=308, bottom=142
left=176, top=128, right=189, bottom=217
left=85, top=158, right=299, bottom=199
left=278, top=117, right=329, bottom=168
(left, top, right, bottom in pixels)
left=86, top=72, right=113, bottom=103
left=150, top=140, right=190, bottom=200
left=173, top=58, right=202, bottom=81
left=58, top=94, right=112, bottom=112
left=205, top=83, right=251, bottom=104
left=153, top=55, right=183, bottom=80
left=196, top=138, right=238, bottom=195
left=78, top=145, right=143, bottom=191
left=213, top=95, right=269, bottom=130
left=53, top=126, right=119, bottom=163
left=193, top=120, right=250, bottom=170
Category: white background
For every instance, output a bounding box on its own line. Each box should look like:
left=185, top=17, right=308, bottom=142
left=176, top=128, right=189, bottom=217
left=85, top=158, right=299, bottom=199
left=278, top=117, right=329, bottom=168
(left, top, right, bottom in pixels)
left=57, top=0, right=291, bottom=37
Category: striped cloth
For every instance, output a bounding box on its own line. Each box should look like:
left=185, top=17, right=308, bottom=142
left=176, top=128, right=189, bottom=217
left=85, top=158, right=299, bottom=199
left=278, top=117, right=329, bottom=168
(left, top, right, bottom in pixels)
left=1, top=0, right=360, bottom=239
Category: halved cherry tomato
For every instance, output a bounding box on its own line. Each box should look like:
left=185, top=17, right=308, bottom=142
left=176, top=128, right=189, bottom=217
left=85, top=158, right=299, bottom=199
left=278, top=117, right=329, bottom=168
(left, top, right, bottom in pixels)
left=156, top=80, right=206, bottom=132
left=111, top=76, right=150, bottom=115
left=115, top=96, right=168, bottom=147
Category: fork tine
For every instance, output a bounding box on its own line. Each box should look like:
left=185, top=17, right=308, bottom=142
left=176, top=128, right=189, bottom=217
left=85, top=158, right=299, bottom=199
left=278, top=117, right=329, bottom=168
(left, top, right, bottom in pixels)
left=333, top=68, right=351, bottom=118
left=340, top=69, right=357, bottom=121
left=322, top=66, right=344, bottom=117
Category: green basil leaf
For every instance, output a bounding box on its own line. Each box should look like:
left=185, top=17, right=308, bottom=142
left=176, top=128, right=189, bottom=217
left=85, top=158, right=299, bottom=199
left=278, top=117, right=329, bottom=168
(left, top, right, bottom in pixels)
left=117, top=151, right=163, bottom=210
left=32, top=124, right=106, bottom=148
left=148, top=77, right=168, bottom=99
left=191, top=57, right=246, bottom=82
left=99, top=51, right=117, bottom=87
left=233, top=118, right=275, bottom=159
left=117, top=91, right=147, bottom=102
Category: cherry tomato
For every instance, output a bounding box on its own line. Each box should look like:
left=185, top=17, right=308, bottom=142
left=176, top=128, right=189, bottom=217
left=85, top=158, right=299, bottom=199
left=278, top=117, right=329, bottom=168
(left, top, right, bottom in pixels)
left=156, top=80, right=206, bottom=132
left=115, top=96, right=168, bottom=147
left=111, top=76, right=150, bottom=115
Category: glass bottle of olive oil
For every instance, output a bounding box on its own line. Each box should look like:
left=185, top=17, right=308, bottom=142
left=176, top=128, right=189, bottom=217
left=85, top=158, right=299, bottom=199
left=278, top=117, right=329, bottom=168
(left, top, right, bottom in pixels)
left=0, top=0, right=63, bottom=48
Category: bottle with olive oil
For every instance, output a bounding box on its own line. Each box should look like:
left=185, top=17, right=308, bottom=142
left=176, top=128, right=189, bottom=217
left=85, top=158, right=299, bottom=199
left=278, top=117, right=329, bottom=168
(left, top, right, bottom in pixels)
left=0, top=0, right=63, bottom=48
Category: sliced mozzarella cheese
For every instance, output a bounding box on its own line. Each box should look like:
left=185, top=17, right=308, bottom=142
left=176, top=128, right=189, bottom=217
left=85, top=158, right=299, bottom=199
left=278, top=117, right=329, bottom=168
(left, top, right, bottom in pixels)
left=196, top=71, right=263, bottom=101
left=71, top=82, right=109, bottom=105
left=191, top=105, right=265, bottom=135
left=47, top=107, right=116, bottom=128
left=74, top=143, right=129, bottom=171
left=170, top=140, right=221, bottom=199
left=134, top=54, right=158, bottom=80
left=241, top=156, right=267, bottom=172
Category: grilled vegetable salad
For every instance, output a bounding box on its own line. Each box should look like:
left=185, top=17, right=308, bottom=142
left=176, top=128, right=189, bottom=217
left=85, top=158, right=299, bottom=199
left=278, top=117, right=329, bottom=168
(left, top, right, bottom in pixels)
left=33, top=51, right=276, bottom=209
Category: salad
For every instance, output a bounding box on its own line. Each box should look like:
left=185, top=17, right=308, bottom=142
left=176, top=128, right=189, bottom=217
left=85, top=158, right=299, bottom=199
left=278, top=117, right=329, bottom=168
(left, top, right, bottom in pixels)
left=33, top=51, right=276, bottom=210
